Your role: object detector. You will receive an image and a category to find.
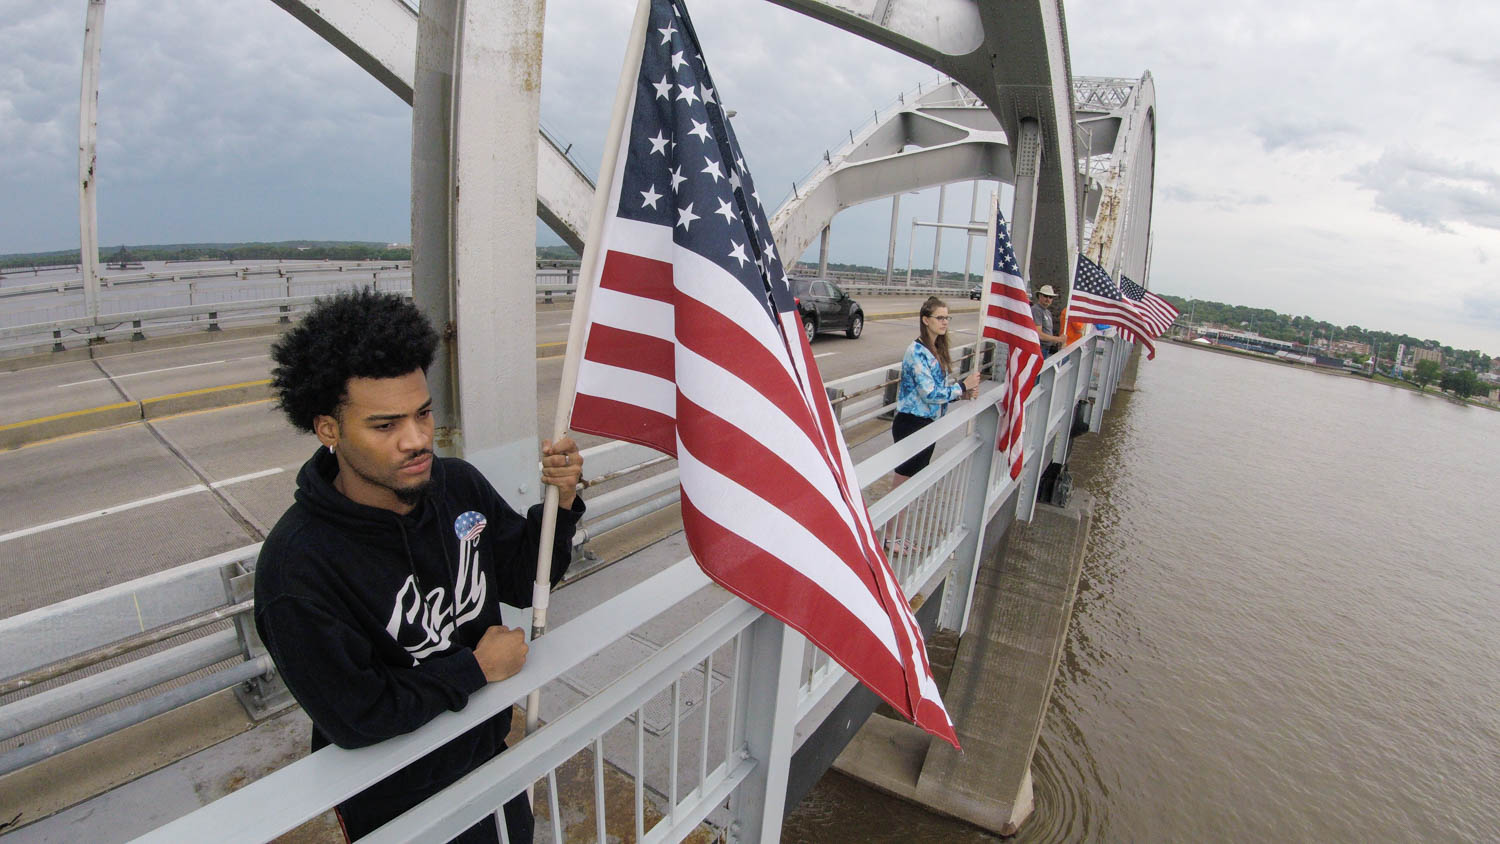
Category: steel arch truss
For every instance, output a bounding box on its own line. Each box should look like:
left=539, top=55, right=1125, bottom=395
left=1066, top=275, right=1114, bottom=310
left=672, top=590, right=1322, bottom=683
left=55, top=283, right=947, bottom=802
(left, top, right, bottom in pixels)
left=267, top=0, right=596, bottom=251
left=769, top=80, right=1015, bottom=268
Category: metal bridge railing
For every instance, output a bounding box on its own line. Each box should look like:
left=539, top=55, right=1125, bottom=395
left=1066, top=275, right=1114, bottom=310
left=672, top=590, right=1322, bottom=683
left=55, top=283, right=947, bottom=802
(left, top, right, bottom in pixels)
left=2, top=267, right=958, bottom=356
left=1, top=331, right=1128, bottom=842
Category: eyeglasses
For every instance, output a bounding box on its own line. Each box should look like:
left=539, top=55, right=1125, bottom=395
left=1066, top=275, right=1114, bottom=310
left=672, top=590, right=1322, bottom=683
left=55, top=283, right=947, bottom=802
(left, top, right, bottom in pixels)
left=928, top=315, right=951, bottom=322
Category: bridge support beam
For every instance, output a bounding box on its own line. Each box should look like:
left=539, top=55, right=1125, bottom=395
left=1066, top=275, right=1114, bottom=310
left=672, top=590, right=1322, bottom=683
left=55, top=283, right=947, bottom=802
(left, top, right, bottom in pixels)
left=885, top=195, right=901, bottom=285
left=818, top=226, right=831, bottom=278
left=1008, top=120, right=1044, bottom=285
left=729, top=616, right=803, bottom=842
left=78, top=0, right=106, bottom=339
left=931, top=184, right=946, bottom=283
left=445, top=0, right=545, bottom=498
left=411, top=0, right=458, bottom=454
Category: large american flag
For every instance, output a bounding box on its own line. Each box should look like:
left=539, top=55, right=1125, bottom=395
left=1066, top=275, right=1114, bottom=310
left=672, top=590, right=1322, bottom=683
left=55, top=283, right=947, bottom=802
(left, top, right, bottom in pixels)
left=978, top=202, right=1041, bottom=480
left=568, top=0, right=956, bottom=746
left=1066, top=254, right=1157, bottom=359
left=1118, top=275, right=1179, bottom=337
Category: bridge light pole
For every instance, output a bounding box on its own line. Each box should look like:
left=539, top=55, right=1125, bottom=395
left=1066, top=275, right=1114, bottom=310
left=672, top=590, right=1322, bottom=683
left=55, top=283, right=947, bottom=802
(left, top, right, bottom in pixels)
left=78, top=0, right=107, bottom=342
left=885, top=193, right=900, bottom=285
left=930, top=183, right=947, bottom=284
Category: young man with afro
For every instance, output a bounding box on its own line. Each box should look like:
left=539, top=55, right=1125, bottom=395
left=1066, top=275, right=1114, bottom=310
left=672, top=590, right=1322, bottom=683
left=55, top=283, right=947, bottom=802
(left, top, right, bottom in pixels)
left=253, top=289, right=584, bottom=843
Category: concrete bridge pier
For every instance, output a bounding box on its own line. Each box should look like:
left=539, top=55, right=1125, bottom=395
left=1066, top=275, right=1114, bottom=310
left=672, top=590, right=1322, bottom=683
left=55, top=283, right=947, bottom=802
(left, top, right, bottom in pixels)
left=831, top=490, right=1094, bottom=836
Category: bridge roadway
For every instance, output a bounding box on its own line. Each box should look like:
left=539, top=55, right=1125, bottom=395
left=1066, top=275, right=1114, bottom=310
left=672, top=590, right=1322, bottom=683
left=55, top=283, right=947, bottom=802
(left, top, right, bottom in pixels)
left=0, top=296, right=979, bottom=620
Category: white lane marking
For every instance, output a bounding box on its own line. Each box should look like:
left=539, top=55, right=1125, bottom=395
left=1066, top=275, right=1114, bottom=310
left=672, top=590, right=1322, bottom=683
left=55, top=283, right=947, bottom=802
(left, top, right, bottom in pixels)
left=58, top=360, right=226, bottom=388
left=0, top=467, right=284, bottom=544
left=814, top=352, right=838, bottom=359
left=54, top=354, right=270, bottom=388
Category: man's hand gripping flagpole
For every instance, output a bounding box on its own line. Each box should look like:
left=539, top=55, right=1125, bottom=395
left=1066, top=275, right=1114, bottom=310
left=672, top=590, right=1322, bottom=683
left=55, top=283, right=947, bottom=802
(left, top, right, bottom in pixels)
left=527, top=0, right=654, bottom=738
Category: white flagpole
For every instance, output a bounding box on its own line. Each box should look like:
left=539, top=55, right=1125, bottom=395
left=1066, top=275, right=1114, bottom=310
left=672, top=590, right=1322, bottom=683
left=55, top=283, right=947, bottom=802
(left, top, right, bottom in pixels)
left=974, top=190, right=1000, bottom=378
left=526, top=0, right=653, bottom=737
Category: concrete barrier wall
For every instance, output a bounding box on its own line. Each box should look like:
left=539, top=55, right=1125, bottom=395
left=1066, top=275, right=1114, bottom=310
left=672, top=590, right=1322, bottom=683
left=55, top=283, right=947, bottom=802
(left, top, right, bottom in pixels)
left=0, top=402, right=142, bottom=450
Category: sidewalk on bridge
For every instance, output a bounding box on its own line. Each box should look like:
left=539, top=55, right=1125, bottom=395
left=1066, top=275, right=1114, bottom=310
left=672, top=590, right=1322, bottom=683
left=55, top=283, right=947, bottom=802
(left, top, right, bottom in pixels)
left=830, top=490, right=1093, bottom=836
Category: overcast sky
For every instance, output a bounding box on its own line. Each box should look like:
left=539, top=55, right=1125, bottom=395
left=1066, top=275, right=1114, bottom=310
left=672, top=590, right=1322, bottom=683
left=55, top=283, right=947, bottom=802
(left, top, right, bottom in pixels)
left=4, top=0, right=1500, bottom=353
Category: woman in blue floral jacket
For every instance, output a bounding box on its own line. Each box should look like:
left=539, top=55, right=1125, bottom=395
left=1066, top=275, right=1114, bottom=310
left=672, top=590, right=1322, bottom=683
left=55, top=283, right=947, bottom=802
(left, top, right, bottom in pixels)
left=888, top=296, right=979, bottom=550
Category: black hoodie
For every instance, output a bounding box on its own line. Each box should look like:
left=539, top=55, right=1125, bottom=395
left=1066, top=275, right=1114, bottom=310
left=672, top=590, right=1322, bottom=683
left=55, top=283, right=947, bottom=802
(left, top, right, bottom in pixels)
left=253, top=447, right=582, bottom=817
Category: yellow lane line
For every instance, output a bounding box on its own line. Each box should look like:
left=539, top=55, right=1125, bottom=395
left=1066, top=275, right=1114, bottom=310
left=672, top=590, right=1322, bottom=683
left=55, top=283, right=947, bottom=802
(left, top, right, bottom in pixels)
left=139, top=379, right=270, bottom=404
left=10, top=312, right=977, bottom=431
left=0, top=400, right=138, bottom=432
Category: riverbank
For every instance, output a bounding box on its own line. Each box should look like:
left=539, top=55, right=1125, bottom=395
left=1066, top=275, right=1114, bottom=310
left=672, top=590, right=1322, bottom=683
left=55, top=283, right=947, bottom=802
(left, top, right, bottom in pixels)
left=1165, top=337, right=1500, bottom=411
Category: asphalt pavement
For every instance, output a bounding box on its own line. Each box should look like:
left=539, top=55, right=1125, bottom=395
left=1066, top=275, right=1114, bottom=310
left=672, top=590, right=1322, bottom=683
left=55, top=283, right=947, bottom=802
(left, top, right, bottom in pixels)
left=0, top=297, right=979, bottom=618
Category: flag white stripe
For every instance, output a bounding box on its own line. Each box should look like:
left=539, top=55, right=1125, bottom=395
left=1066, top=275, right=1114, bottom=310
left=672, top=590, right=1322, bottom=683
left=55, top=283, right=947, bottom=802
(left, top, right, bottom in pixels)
left=872, top=553, right=947, bottom=709
left=985, top=313, right=1040, bottom=342
left=605, top=215, right=680, bottom=265
left=990, top=293, right=1034, bottom=319
left=676, top=438, right=903, bottom=660
left=783, top=311, right=882, bottom=544
left=676, top=340, right=861, bottom=542
left=575, top=360, right=677, bottom=419
left=672, top=252, right=800, bottom=387
left=589, top=287, right=675, bottom=342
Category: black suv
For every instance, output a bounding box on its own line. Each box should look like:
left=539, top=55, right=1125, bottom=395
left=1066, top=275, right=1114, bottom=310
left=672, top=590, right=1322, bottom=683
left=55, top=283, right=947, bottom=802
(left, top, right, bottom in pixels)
left=790, top=277, right=864, bottom=342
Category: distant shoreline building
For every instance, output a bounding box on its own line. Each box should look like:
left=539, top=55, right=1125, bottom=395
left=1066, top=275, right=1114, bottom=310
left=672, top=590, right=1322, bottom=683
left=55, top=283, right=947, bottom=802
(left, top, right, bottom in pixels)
left=1330, top=339, right=1370, bottom=357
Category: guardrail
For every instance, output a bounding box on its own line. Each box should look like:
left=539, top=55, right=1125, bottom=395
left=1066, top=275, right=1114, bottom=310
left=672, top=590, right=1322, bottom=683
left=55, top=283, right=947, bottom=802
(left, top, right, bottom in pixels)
left=1, top=266, right=960, bottom=356
left=0, top=331, right=1128, bottom=841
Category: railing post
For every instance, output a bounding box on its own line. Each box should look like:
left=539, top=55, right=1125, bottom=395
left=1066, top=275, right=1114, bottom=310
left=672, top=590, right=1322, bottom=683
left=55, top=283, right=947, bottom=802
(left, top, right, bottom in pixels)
left=728, top=614, right=802, bottom=843
left=940, top=395, right=1002, bottom=634
left=881, top=367, right=900, bottom=420
left=1017, top=365, right=1056, bottom=522
left=1086, top=337, right=1109, bottom=432
left=224, top=564, right=292, bottom=720
left=825, top=386, right=845, bottom=423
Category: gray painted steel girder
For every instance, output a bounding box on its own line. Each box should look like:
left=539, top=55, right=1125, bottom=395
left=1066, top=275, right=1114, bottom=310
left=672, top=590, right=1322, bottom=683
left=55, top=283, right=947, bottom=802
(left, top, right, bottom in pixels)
left=770, top=80, right=1015, bottom=269
left=770, top=75, right=1156, bottom=289
left=267, top=0, right=595, bottom=252
left=1075, top=74, right=1155, bottom=286
left=767, top=0, right=1080, bottom=290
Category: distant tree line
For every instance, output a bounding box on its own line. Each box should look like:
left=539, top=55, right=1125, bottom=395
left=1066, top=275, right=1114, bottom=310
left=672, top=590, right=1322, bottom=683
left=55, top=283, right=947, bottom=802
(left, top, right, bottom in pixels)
left=1161, top=295, right=1492, bottom=373
left=0, top=241, right=412, bottom=270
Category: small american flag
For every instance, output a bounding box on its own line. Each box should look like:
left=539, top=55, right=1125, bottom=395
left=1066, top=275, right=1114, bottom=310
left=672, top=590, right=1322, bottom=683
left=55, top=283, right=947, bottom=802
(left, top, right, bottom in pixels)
left=1118, top=276, right=1179, bottom=337
left=1066, top=254, right=1157, bottom=359
left=979, top=202, right=1041, bottom=480
left=453, top=511, right=488, bottom=543
left=567, top=0, right=956, bottom=746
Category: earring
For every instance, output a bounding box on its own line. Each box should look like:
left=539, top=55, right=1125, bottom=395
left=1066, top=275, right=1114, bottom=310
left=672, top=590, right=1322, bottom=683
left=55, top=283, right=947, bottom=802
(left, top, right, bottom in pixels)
left=328, top=444, right=336, bottom=454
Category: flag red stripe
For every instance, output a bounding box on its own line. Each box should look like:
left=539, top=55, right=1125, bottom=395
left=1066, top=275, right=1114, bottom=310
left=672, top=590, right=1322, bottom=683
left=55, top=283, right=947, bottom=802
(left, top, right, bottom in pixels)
left=674, top=395, right=881, bottom=595
left=599, top=249, right=675, bottom=303
left=570, top=393, right=677, bottom=456
left=679, top=494, right=913, bottom=715
left=582, top=322, right=675, bottom=382
left=674, top=293, right=826, bottom=448
left=788, top=315, right=860, bottom=499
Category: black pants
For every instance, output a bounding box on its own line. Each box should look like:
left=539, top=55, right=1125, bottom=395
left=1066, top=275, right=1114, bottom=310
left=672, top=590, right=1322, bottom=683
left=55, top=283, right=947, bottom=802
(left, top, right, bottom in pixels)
left=892, top=411, right=936, bottom=477
left=338, top=787, right=533, bottom=843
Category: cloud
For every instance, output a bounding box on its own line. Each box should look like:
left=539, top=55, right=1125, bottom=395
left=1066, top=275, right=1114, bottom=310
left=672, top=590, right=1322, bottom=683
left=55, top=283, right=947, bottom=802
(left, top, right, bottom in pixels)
left=1161, top=185, right=1270, bottom=210
left=1434, top=48, right=1500, bottom=82
left=1252, top=116, right=1354, bottom=152
left=1348, top=148, right=1500, bottom=232
left=1462, top=288, right=1500, bottom=326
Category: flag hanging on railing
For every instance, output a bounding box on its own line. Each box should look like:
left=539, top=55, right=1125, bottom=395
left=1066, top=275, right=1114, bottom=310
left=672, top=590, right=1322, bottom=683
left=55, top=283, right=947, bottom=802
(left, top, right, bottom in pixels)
left=978, top=199, right=1041, bottom=480
left=1118, top=276, right=1179, bottom=336
left=1066, top=254, right=1158, bottom=358
left=566, top=0, right=957, bottom=747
